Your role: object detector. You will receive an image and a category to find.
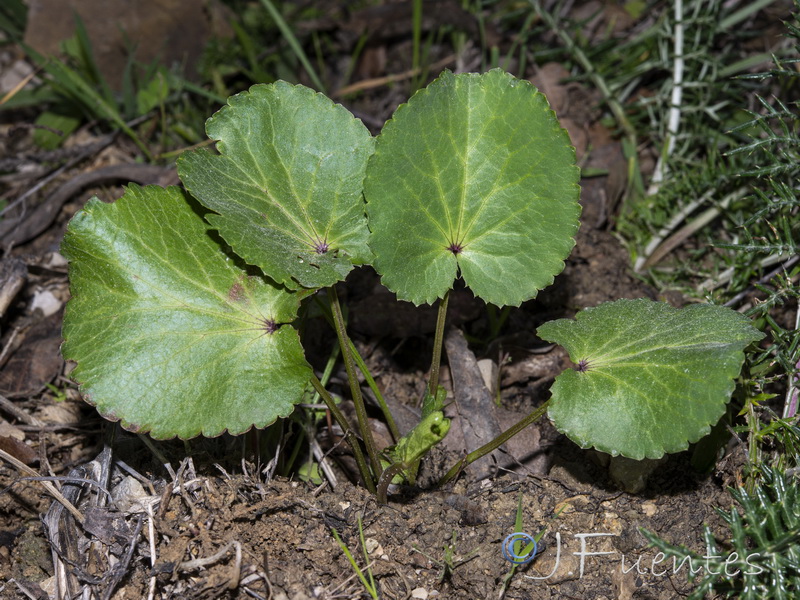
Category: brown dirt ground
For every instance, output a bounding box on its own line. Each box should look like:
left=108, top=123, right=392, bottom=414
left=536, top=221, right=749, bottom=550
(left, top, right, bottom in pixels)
left=0, top=2, right=785, bottom=598
left=0, top=180, right=748, bottom=599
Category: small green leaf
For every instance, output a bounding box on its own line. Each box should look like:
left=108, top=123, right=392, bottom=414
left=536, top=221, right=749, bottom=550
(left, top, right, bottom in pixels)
left=178, top=82, right=375, bottom=290
left=136, top=70, right=170, bottom=115
left=537, top=299, right=764, bottom=460
left=421, top=385, right=447, bottom=419
left=392, top=411, right=451, bottom=466
left=365, top=69, right=580, bottom=306
left=33, top=111, right=80, bottom=150
left=383, top=410, right=451, bottom=483
left=61, top=184, right=311, bottom=439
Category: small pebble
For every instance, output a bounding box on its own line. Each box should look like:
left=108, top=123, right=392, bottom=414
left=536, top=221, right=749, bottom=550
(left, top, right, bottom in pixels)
left=365, top=538, right=381, bottom=554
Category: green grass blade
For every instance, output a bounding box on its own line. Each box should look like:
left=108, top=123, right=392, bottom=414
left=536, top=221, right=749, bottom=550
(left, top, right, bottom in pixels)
left=331, top=527, right=378, bottom=599
left=0, top=0, right=26, bottom=42
left=44, top=58, right=152, bottom=159
left=357, top=517, right=378, bottom=595
left=412, top=0, right=422, bottom=72
left=120, top=51, right=137, bottom=118
left=258, top=0, right=325, bottom=92
left=72, top=14, right=114, bottom=104
left=167, top=74, right=227, bottom=105
left=21, top=42, right=152, bottom=159
left=231, top=19, right=274, bottom=84
left=719, top=0, right=781, bottom=31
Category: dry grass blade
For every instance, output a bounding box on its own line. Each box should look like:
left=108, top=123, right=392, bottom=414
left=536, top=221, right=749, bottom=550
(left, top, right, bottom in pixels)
left=177, top=540, right=242, bottom=590
left=0, top=65, right=40, bottom=106
left=100, top=515, right=145, bottom=600
left=0, top=447, right=83, bottom=522
left=43, top=462, right=92, bottom=599
left=333, top=54, right=457, bottom=97
left=39, top=446, right=146, bottom=600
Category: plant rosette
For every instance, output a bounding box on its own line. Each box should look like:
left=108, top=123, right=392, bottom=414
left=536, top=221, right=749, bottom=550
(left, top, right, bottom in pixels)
left=61, top=69, right=764, bottom=496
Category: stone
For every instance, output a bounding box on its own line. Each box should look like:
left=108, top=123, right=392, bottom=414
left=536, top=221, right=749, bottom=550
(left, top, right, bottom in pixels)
left=24, top=0, right=232, bottom=89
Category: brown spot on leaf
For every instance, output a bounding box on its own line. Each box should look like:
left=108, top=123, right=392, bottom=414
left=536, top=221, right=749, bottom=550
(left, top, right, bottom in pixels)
left=228, top=282, right=244, bottom=302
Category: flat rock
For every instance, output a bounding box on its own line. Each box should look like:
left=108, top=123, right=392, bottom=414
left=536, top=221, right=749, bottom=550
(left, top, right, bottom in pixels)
left=24, top=0, right=232, bottom=89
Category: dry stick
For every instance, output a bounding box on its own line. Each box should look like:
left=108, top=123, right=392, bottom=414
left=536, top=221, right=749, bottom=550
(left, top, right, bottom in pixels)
left=639, top=186, right=748, bottom=271
left=0, top=112, right=153, bottom=224
left=0, top=393, right=45, bottom=426
left=711, top=253, right=799, bottom=297
left=636, top=188, right=714, bottom=272
left=426, top=290, right=450, bottom=399
left=0, top=65, right=40, bottom=105
left=138, top=433, right=176, bottom=480
left=145, top=502, right=158, bottom=600
left=0, top=450, right=83, bottom=525
left=647, top=0, right=685, bottom=197
left=229, top=542, right=243, bottom=591
left=333, top=54, right=457, bottom=97
left=0, top=328, right=21, bottom=371
left=0, top=448, right=84, bottom=522
left=783, top=291, right=800, bottom=419
left=328, top=286, right=383, bottom=481
left=239, top=572, right=273, bottom=598
left=178, top=540, right=242, bottom=574
left=113, top=458, right=157, bottom=495
left=437, top=401, right=550, bottom=487
left=308, top=434, right=338, bottom=489
left=721, top=254, right=800, bottom=306
left=19, top=476, right=112, bottom=500
left=309, top=374, right=376, bottom=494
left=11, top=579, right=42, bottom=600
left=100, top=514, right=144, bottom=600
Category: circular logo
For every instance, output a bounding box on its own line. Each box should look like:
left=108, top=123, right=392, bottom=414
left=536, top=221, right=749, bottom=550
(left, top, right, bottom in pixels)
left=501, top=532, right=537, bottom=565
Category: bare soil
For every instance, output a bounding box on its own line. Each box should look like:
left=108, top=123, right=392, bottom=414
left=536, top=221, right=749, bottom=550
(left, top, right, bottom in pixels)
left=0, top=2, right=776, bottom=598
left=0, top=189, right=746, bottom=599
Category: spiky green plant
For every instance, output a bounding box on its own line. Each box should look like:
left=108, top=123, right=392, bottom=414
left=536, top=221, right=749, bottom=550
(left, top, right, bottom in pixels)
left=526, top=0, right=796, bottom=292
left=642, top=466, right=800, bottom=599
left=630, top=0, right=799, bottom=294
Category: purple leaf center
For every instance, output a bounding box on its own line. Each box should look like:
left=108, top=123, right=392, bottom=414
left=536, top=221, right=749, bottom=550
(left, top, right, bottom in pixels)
left=447, top=242, right=463, bottom=255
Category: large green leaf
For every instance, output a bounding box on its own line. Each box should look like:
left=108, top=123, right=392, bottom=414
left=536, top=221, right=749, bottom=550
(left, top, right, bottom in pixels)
left=178, top=82, right=375, bottom=290
left=537, top=299, right=764, bottom=460
left=61, top=184, right=311, bottom=439
left=364, top=69, right=580, bottom=306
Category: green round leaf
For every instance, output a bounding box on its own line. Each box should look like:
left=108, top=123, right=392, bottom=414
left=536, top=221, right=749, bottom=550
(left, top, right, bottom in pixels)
left=178, top=82, right=375, bottom=290
left=365, top=69, right=580, bottom=306
left=61, top=185, right=312, bottom=439
left=537, top=299, right=764, bottom=460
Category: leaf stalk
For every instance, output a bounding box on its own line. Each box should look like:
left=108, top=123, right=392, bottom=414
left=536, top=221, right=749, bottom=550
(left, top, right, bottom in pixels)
left=329, top=286, right=383, bottom=481
left=437, top=400, right=550, bottom=487
left=312, top=294, right=401, bottom=442
left=426, top=290, right=451, bottom=399
left=309, top=374, right=376, bottom=494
